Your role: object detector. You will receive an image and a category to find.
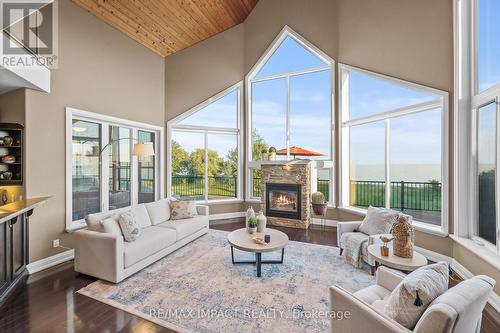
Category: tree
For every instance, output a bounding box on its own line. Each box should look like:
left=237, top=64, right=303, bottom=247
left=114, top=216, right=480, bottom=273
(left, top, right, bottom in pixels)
left=252, top=129, right=268, bottom=160
left=221, top=148, right=238, bottom=177
left=171, top=140, right=189, bottom=175
left=187, top=149, right=222, bottom=177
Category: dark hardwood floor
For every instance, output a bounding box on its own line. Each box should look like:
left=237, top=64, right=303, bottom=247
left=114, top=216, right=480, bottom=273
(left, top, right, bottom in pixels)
left=0, top=222, right=497, bottom=333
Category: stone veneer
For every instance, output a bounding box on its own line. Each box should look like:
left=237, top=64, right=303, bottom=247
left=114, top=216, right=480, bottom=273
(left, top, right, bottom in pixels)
left=261, top=160, right=312, bottom=229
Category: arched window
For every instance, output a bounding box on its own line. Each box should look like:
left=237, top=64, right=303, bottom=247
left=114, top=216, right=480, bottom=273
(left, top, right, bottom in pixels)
left=246, top=26, right=334, bottom=203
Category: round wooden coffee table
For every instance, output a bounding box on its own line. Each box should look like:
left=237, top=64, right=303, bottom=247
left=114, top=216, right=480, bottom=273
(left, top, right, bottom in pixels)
left=228, top=228, right=289, bottom=277
left=367, top=244, right=428, bottom=273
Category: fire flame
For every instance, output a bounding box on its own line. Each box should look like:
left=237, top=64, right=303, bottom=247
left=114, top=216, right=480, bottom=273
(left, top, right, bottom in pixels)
left=276, top=194, right=294, bottom=206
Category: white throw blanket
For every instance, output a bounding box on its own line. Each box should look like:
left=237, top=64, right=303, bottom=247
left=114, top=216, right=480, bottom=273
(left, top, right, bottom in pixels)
left=345, top=232, right=369, bottom=268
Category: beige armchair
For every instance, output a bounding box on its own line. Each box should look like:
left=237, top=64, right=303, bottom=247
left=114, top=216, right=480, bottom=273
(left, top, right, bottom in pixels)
left=337, top=221, right=390, bottom=275
left=329, top=266, right=495, bottom=333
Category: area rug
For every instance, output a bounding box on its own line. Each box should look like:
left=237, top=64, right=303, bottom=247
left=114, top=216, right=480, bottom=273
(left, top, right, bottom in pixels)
left=78, top=229, right=375, bottom=333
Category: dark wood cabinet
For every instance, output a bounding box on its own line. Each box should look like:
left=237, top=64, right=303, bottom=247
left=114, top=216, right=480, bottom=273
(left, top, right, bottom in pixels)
left=0, top=213, right=29, bottom=304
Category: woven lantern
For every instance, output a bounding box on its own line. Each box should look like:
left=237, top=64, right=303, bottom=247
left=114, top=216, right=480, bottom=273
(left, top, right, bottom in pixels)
left=392, top=215, right=415, bottom=258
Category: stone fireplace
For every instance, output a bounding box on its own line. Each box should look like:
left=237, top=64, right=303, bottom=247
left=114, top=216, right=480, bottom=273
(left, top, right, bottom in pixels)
left=261, top=160, right=312, bottom=229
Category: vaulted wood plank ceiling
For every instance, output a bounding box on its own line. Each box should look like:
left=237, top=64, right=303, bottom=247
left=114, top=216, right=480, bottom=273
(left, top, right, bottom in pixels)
left=72, top=0, right=258, bottom=57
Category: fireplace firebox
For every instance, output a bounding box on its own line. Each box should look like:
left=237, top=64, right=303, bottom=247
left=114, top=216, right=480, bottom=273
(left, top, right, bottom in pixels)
left=265, top=183, right=302, bottom=220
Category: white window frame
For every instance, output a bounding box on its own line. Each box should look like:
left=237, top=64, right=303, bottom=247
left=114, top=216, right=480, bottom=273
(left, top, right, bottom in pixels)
left=338, top=64, right=449, bottom=236
left=455, top=0, right=500, bottom=252
left=245, top=25, right=335, bottom=204
left=166, top=82, right=244, bottom=205
left=65, top=107, right=164, bottom=231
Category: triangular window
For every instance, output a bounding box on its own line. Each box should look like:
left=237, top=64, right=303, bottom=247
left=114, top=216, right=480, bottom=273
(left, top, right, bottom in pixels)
left=255, top=36, right=328, bottom=78
left=177, top=89, right=238, bottom=129
left=348, top=69, right=439, bottom=120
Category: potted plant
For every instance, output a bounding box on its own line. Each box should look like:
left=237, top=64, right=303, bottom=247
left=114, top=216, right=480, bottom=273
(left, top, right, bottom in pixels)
left=311, top=192, right=327, bottom=216
left=248, top=217, right=258, bottom=234
left=268, top=147, right=277, bottom=160
left=261, top=148, right=269, bottom=161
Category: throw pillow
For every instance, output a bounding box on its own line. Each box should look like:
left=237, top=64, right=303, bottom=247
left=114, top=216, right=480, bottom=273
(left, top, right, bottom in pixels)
left=170, top=200, right=197, bottom=220
left=118, top=211, right=142, bottom=242
left=358, top=206, right=398, bottom=235
left=130, top=204, right=152, bottom=228
left=100, top=215, right=122, bottom=236
left=145, top=198, right=172, bottom=225
left=384, top=261, right=449, bottom=329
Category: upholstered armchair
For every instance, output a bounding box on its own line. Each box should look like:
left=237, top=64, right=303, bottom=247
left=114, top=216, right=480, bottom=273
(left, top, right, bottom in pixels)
left=337, top=221, right=391, bottom=275
left=329, top=266, right=495, bottom=333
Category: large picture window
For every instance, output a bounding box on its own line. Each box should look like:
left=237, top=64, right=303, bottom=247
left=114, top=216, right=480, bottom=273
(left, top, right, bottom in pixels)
left=66, top=108, right=163, bottom=231
left=246, top=26, right=334, bottom=202
left=167, top=83, right=242, bottom=202
left=339, top=65, right=448, bottom=233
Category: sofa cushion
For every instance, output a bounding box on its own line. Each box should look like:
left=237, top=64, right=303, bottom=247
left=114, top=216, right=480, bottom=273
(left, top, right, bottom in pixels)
left=85, top=207, right=129, bottom=231
left=157, top=216, right=208, bottom=240
left=170, top=200, right=197, bottom=220
left=384, top=261, right=449, bottom=329
left=123, top=226, right=176, bottom=268
left=130, top=204, right=152, bottom=228
left=354, top=284, right=391, bottom=305
left=100, top=215, right=122, bottom=236
left=144, top=198, right=171, bottom=225
left=358, top=206, right=398, bottom=235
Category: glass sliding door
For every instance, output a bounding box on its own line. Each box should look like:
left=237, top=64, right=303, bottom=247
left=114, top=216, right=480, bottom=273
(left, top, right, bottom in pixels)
left=108, top=126, right=132, bottom=210
left=72, top=120, right=101, bottom=220
left=477, top=102, right=497, bottom=245
left=138, top=130, right=155, bottom=204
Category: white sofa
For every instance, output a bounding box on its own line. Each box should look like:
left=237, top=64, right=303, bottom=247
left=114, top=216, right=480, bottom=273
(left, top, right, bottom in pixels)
left=74, top=198, right=209, bottom=283
left=330, top=266, right=495, bottom=333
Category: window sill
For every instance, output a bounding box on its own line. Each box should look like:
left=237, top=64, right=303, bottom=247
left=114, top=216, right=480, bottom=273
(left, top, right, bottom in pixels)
left=337, top=206, right=448, bottom=237
left=196, top=199, right=243, bottom=206
left=450, top=234, right=500, bottom=271
left=66, top=220, right=87, bottom=233
left=245, top=198, right=261, bottom=204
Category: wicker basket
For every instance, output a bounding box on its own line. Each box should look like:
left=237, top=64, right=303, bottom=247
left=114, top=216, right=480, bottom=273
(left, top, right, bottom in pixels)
left=392, top=215, right=415, bottom=258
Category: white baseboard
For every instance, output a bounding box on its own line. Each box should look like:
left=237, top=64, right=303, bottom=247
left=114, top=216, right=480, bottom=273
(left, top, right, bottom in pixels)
left=414, top=246, right=499, bottom=314
left=209, top=211, right=246, bottom=221
left=27, top=249, right=75, bottom=275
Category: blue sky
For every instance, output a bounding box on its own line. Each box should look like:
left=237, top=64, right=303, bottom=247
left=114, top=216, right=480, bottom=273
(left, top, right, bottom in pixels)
left=478, top=0, right=500, bottom=92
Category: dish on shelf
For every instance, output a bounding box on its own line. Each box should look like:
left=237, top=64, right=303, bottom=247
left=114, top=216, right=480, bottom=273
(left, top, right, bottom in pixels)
left=1, top=155, right=16, bottom=164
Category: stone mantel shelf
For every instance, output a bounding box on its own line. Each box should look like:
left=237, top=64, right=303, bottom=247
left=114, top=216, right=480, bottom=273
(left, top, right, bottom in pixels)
left=0, top=197, right=51, bottom=224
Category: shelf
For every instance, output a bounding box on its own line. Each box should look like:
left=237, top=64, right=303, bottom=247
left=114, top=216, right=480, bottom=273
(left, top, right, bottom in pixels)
left=0, top=146, right=21, bottom=148
left=0, top=163, right=21, bottom=165
left=0, top=180, right=22, bottom=185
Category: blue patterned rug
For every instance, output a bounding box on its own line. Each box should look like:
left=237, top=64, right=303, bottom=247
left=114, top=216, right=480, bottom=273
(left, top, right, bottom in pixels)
left=78, top=229, right=375, bottom=333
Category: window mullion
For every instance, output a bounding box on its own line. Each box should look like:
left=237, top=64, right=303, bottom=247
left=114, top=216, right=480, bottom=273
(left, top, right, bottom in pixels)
left=131, top=128, right=138, bottom=205
left=286, top=75, right=291, bottom=160
left=204, top=132, right=209, bottom=202
left=101, top=123, right=110, bottom=212
left=497, top=96, right=500, bottom=250
left=385, top=119, right=391, bottom=209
